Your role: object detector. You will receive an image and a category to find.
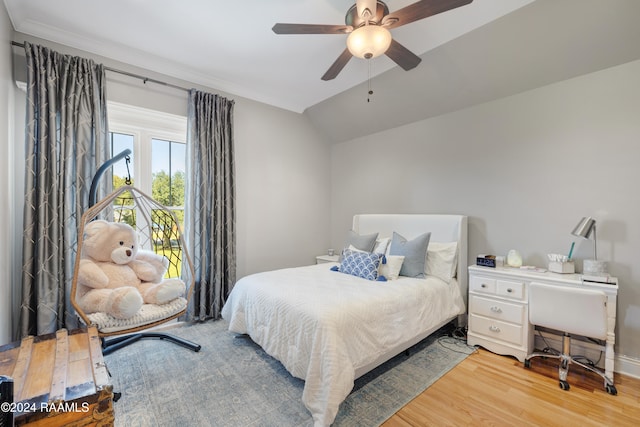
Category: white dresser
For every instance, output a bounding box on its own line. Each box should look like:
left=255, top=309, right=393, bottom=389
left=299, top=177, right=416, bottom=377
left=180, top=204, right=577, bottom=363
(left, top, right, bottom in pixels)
left=467, top=265, right=618, bottom=379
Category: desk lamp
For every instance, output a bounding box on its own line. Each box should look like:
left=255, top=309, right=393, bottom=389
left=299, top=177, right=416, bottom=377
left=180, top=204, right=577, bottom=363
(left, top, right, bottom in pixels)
left=571, top=216, right=607, bottom=276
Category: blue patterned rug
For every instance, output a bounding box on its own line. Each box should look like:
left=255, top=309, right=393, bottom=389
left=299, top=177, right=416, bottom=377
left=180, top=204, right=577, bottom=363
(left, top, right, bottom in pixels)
left=105, top=319, right=470, bottom=426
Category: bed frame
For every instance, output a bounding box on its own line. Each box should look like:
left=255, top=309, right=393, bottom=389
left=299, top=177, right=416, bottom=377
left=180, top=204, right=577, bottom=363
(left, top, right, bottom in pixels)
left=351, top=214, right=468, bottom=378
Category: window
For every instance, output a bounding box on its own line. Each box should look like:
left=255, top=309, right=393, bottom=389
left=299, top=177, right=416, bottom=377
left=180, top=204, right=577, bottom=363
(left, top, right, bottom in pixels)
left=151, top=138, right=186, bottom=225
left=107, top=102, right=188, bottom=251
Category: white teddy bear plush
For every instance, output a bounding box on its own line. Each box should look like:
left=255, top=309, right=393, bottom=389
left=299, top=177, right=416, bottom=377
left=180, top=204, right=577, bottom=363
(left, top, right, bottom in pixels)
left=75, top=220, right=185, bottom=319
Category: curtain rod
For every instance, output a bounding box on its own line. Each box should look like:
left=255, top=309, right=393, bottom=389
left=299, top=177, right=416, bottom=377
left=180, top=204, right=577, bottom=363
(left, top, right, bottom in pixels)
left=11, top=40, right=190, bottom=93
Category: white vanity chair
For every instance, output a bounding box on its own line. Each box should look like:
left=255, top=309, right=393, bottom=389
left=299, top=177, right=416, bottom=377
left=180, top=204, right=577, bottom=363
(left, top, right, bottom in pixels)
left=524, top=282, right=617, bottom=395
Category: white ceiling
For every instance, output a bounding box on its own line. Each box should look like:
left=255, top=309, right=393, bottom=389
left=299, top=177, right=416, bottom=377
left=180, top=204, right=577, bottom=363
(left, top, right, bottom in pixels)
left=307, top=0, right=640, bottom=142
left=3, top=0, right=534, bottom=113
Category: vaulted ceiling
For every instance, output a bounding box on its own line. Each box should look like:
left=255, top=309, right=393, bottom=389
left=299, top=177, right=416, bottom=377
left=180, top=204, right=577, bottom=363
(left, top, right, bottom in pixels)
left=307, top=0, right=640, bottom=142
left=5, top=0, right=532, bottom=113
left=5, top=0, right=640, bottom=143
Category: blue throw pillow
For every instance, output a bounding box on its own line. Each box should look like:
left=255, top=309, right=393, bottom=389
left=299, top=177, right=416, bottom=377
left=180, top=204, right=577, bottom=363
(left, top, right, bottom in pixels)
left=389, top=232, right=431, bottom=278
left=338, top=249, right=383, bottom=281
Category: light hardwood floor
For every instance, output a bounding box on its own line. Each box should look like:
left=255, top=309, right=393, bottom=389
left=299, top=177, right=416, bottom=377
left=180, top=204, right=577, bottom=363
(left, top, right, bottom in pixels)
left=382, top=348, right=640, bottom=427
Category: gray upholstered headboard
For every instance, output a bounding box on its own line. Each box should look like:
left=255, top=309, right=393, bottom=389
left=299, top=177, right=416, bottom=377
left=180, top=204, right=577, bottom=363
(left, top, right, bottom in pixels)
left=352, top=214, right=468, bottom=305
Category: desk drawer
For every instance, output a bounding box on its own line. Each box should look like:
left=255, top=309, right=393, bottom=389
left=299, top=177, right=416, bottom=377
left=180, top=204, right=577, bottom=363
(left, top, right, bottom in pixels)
left=496, top=279, right=525, bottom=300
left=470, top=275, right=496, bottom=294
left=469, top=314, right=523, bottom=346
left=470, top=295, right=525, bottom=324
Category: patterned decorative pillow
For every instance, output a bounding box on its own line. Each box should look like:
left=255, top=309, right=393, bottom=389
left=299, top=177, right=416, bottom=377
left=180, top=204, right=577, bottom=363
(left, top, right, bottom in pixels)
left=338, top=249, right=384, bottom=281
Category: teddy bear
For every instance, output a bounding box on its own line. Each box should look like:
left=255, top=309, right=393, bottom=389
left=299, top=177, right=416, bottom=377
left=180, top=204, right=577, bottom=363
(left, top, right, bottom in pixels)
left=75, top=219, right=186, bottom=319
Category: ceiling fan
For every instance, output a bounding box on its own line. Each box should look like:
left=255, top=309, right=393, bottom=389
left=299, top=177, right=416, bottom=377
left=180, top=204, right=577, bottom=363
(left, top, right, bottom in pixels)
left=272, top=0, right=474, bottom=81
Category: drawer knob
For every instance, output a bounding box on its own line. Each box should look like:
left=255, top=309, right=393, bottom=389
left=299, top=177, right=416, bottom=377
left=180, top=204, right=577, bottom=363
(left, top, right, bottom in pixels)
left=507, top=288, right=513, bottom=293
left=489, top=325, right=501, bottom=333
left=490, top=306, right=502, bottom=313
left=481, top=284, right=487, bottom=288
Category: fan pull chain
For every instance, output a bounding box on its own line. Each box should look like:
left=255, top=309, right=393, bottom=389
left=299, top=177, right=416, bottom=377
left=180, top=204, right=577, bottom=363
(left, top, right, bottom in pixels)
left=367, top=60, right=373, bottom=102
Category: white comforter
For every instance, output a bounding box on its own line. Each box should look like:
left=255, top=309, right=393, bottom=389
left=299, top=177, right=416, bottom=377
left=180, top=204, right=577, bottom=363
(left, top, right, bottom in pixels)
left=221, top=263, right=465, bottom=426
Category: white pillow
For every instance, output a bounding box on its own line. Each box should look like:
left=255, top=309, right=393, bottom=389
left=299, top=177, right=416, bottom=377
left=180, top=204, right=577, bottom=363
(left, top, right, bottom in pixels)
left=373, top=237, right=390, bottom=255
left=425, top=241, right=458, bottom=283
left=379, top=255, right=405, bottom=280
left=347, top=244, right=366, bottom=253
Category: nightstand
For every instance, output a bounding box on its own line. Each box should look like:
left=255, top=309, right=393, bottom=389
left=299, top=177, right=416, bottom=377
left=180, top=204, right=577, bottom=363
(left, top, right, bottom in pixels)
left=316, top=254, right=339, bottom=264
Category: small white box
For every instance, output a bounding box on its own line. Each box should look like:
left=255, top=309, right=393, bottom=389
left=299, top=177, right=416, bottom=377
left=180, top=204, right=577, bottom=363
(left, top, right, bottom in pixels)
left=548, top=261, right=575, bottom=274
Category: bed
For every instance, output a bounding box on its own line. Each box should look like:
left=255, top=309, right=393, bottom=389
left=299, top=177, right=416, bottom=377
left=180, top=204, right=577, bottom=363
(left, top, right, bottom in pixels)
left=221, top=214, right=468, bottom=426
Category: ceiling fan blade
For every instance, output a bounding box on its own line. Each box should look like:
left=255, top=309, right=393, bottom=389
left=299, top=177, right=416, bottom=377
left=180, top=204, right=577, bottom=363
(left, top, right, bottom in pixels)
left=321, top=49, right=353, bottom=81
left=272, top=23, right=352, bottom=35
left=383, top=0, right=473, bottom=29
left=385, top=39, right=422, bottom=71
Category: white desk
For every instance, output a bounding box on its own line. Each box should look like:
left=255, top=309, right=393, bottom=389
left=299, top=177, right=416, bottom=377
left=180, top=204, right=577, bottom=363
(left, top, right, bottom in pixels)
left=467, top=265, right=618, bottom=380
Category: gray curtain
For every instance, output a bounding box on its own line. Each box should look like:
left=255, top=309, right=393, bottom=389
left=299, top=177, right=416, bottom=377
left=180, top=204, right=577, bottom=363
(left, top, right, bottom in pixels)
left=19, top=42, right=109, bottom=338
left=185, top=89, right=236, bottom=320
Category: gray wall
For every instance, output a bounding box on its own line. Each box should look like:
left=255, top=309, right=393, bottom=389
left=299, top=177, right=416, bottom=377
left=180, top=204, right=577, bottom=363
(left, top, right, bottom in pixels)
left=0, top=1, right=15, bottom=344
left=234, top=101, right=330, bottom=276
left=331, top=60, right=640, bottom=364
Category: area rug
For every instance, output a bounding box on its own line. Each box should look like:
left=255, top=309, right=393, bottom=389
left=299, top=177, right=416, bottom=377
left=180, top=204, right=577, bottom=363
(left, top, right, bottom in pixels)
left=104, top=320, right=470, bottom=426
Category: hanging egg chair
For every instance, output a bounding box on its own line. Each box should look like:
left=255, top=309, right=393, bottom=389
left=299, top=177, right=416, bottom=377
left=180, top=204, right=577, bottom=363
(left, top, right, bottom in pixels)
left=70, top=152, right=200, bottom=355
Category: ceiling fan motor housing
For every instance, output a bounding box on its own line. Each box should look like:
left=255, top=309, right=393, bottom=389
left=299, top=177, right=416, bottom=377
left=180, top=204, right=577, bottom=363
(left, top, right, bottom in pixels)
left=346, top=1, right=390, bottom=27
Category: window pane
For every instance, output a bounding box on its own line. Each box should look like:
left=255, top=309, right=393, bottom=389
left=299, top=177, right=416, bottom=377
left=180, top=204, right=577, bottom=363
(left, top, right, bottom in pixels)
left=151, top=138, right=185, bottom=208
left=151, top=138, right=170, bottom=205
left=152, top=139, right=186, bottom=270
left=171, top=142, right=186, bottom=208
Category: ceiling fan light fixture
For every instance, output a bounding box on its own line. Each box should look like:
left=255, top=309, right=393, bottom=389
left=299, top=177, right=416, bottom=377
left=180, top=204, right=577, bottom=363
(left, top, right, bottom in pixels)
left=346, top=25, right=392, bottom=59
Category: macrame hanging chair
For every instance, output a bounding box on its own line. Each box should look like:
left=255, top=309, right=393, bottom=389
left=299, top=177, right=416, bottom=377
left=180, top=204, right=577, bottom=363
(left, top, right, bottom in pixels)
left=70, top=150, right=200, bottom=355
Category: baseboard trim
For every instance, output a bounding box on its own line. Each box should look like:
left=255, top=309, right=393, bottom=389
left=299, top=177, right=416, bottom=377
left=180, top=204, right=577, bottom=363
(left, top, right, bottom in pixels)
left=615, top=354, right=640, bottom=379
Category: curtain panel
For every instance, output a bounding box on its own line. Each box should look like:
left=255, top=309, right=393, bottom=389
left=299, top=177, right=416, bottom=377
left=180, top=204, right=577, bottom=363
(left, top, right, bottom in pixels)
left=185, top=89, right=236, bottom=321
left=19, top=42, right=109, bottom=338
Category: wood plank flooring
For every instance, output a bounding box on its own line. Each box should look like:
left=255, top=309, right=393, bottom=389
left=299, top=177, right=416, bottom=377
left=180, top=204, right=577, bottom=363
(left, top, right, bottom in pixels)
left=382, top=348, right=640, bottom=427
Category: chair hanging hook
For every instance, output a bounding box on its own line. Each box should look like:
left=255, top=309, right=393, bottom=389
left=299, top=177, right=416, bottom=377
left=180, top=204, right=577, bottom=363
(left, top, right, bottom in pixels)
left=88, top=148, right=132, bottom=208
left=124, top=155, right=132, bottom=185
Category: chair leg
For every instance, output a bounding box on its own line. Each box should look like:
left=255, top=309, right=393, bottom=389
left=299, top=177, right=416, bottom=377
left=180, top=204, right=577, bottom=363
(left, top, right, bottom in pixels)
left=102, top=332, right=201, bottom=355
left=558, top=355, right=571, bottom=390
left=525, top=333, right=617, bottom=395
left=569, top=357, right=617, bottom=395
left=524, top=351, right=561, bottom=368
